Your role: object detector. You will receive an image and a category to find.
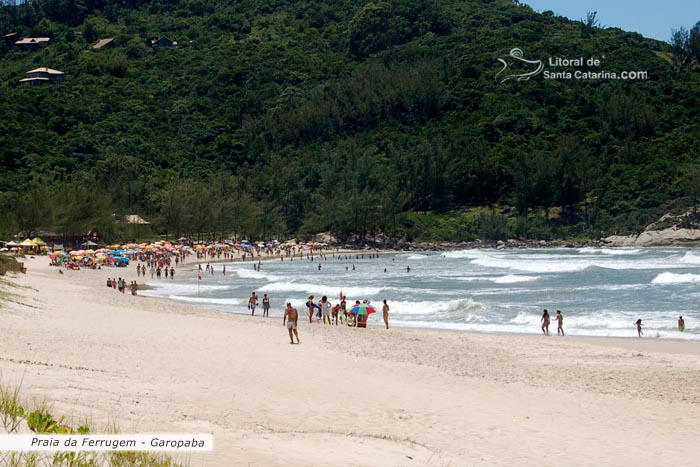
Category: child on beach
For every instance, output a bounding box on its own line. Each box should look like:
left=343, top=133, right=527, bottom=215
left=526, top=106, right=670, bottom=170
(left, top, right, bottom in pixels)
left=634, top=319, right=643, bottom=337
left=555, top=310, right=564, bottom=336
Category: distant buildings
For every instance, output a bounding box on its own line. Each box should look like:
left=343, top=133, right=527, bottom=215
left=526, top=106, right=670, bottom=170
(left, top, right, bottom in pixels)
left=19, top=67, right=64, bottom=86
left=147, top=37, right=177, bottom=48
left=14, top=36, right=50, bottom=49
left=92, top=37, right=114, bottom=50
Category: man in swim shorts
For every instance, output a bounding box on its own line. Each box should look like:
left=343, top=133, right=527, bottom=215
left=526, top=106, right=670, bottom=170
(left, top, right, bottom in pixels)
left=283, top=302, right=300, bottom=344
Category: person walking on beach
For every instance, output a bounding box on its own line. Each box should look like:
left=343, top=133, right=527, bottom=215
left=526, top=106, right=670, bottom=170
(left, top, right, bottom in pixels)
left=555, top=310, right=564, bottom=336
left=541, top=309, right=550, bottom=335
left=634, top=319, right=643, bottom=337
left=382, top=299, right=390, bottom=329
left=249, top=292, right=258, bottom=316
left=678, top=315, right=685, bottom=332
left=283, top=302, right=300, bottom=344
left=170, top=267, right=175, bottom=279
left=262, top=293, right=270, bottom=318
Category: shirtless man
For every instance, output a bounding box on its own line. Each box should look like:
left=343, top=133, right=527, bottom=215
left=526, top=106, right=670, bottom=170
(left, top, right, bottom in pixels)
left=283, top=302, right=300, bottom=344
left=249, top=292, right=258, bottom=316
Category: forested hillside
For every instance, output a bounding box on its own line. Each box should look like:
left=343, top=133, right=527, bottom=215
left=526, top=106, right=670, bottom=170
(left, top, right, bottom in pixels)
left=1, top=0, right=699, bottom=243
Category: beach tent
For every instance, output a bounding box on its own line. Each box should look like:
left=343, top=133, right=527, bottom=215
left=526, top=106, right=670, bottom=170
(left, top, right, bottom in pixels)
left=20, top=238, right=37, bottom=247
left=32, top=237, right=47, bottom=246
left=6, top=241, right=20, bottom=247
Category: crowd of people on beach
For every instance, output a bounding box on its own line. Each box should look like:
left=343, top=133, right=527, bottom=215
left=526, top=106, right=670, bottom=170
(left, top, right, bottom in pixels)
left=277, top=294, right=391, bottom=344
left=106, top=277, right=139, bottom=296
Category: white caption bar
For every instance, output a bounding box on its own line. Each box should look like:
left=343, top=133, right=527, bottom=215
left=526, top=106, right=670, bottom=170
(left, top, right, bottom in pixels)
left=0, top=434, right=213, bottom=451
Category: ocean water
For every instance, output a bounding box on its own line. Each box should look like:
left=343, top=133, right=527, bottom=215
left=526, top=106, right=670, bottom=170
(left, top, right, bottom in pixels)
left=140, top=248, right=700, bottom=339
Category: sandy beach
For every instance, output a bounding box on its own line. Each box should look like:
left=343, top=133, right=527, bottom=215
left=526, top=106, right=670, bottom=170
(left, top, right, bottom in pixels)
left=1, top=256, right=700, bottom=466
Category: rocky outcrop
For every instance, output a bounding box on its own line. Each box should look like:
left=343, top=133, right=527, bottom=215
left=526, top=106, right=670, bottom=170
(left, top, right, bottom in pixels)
left=603, top=228, right=700, bottom=247
left=603, top=210, right=700, bottom=247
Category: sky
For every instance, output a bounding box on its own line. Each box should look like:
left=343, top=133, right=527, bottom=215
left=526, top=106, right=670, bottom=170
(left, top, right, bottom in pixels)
left=522, top=0, right=700, bottom=42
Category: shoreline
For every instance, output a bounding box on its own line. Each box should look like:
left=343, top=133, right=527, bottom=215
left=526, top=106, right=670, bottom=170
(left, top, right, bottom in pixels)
left=2, top=257, right=700, bottom=466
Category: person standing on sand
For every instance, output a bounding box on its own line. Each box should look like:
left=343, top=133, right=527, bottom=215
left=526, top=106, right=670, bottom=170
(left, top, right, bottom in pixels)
left=306, top=295, right=320, bottom=323
left=262, top=293, right=270, bottom=318
left=382, top=299, right=390, bottom=329
left=320, top=296, right=331, bottom=324
left=678, top=316, right=685, bottom=332
left=332, top=303, right=340, bottom=325
left=249, top=292, right=258, bottom=316
left=283, top=302, right=300, bottom=344
left=541, top=309, right=550, bottom=335
left=634, top=319, right=643, bottom=337
left=555, top=310, right=564, bottom=336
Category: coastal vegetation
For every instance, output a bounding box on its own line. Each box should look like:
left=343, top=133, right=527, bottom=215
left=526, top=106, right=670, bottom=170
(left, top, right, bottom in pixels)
left=0, top=381, right=186, bottom=466
left=0, top=0, right=699, bottom=243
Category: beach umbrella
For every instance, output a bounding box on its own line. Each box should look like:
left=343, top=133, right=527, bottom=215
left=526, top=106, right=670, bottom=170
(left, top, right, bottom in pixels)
left=348, top=303, right=378, bottom=316
left=20, top=238, right=37, bottom=247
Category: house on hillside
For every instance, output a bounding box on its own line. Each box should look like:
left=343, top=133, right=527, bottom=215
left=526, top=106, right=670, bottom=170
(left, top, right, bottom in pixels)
left=146, top=37, right=177, bottom=48
left=19, top=67, right=64, bottom=86
left=2, top=32, right=19, bottom=45
left=92, top=37, right=114, bottom=50
left=15, top=37, right=50, bottom=49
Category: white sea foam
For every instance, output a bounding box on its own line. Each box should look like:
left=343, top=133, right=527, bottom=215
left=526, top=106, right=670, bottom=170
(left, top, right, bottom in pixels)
left=651, top=272, right=700, bottom=285
left=404, top=254, right=431, bottom=260
left=145, top=283, right=231, bottom=294
left=169, top=296, right=244, bottom=306
left=455, top=275, right=541, bottom=284
left=578, top=247, right=641, bottom=256
left=470, top=255, right=592, bottom=273
left=233, top=268, right=281, bottom=281
left=257, top=282, right=384, bottom=298
left=493, top=275, right=541, bottom=284
left=442, top=250, right=492, bottom=259
left=389, top=298, right=483, bottom=316
left=679, top=252, right=700, bottom=265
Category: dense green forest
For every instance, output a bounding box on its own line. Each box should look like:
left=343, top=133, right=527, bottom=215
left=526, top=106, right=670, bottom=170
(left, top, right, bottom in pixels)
left=1, top=0, right=700, bottom=244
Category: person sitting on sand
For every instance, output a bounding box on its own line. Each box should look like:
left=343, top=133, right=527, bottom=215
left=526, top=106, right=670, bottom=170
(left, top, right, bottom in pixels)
left=678, top=316, right=685, bottom=332
left=283, top=302, right=300, bottom=344
left=541, top=309, right=550, bottom=336
left=634, top=319, right=643, bottom=337
left=555, top=310, right=564, bottom=336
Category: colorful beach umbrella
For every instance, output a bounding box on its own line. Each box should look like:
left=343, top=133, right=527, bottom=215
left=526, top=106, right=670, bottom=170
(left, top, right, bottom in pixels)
left=348, top=303, right=378, bottom=315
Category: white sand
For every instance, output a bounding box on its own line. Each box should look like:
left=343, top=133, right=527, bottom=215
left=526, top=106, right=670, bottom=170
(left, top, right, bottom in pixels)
left=1, top=256, right=699, bottom=466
